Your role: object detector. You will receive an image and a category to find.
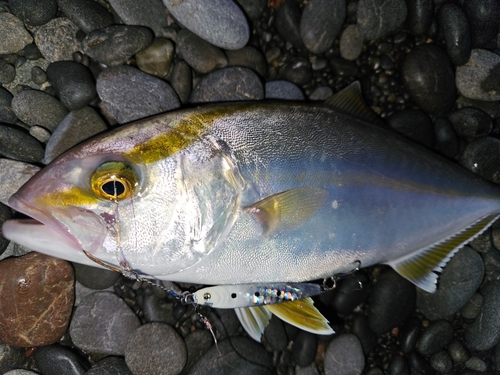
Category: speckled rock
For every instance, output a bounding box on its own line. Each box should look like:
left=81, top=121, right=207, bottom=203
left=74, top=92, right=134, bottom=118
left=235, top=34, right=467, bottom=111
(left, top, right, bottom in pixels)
left=448, top=107, right=493, bottom=140
left=0, top=342, right=24, bottom=374
left=10, top=0, right=57, bottom=26
left=406, top=0, right=434, bottom=36
left=225, top=46, right=267, bottom=77
left=34, top=343, right=90, bottom=375
left=0, top=60, right=16, bottom=84
left=0, top=124, right=44, bottom=163
left=324, top=334, right=365, bottom=375
left=108, top=0, right=170, bottom=37
left=340, top=25, right=363, bottom=61
left=177, top=29, right=228, bottom=74
left=0, top=252, right=74, bottom=347
left=438, top=3, right=471, bottom=66
left=86, top=356, right=133, bottom=375
left=0, top=13, right=34, bottom=54
left=265, top=80, right=304, bottom=100
left=163, top=0, right=249, bottom=50
left=34, top=18, right=81, bottom=62
left=57, top=0, right=114, bottom=33
left=0, top=87, right=17, bottom=124
left=0, top=159, right=40, bottom=206
left=460, top=137, right=500, bottom=183
left=275, top=0, right=303, bottom=49
left=357, top=0, right=407, bottom=40
left=136, top=38, right=175, bottom=78
left=456, top=49, right=500, bottom=101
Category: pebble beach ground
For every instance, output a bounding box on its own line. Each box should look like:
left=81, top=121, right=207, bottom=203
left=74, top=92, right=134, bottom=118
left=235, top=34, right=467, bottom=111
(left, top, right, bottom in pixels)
left=0, top=0, right=500, bottom=374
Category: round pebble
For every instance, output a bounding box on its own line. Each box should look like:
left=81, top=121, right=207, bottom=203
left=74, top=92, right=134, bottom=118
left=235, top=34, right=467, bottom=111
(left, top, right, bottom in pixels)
left=331, top=273, right=370, bottom=314
left=357, top=0, right=407, bottom=40
left=456, top=49, right=500, bottom=101
left=275, top=0, right=303, bottom=49
left=31, top=66, right=47, bottom=85
left=225, top=46, right=268, bottom=77
left=292, top=331, right=317, bottom=367
left=0, top=124, right=44, bottom=163
left=86, top=356, right=133, bottom=375
left=462, top=0, right=500, bottom=50
left=387, top=109, right=434, bottom=148
left=0, top=342, right=24, bottom=374
left=465, top=356, right=487, bottom=372
left=235, top=0, right=266, bottom=20
left=136, top=38, right=175, bottom=78
left=168, top=60, right=192, bottom=104
left=309, top=86, right=333, bottom=101
left=0, top=87, right=17, bottom=124
left=438, top=4, right=471, bottom=66
left=407, top=352, right=434, bottom=375
left=73, top=262, right=120, bottom=290
left=0, top=13, right=34, bottom=54
left=324, top=334, right=365, bottom=375
left=399, top=319, right=420, bottom=353
left=340, top=25, right=363, bottom=61
left=108, top=0, right=170, bottom=37
left=460, top=137, right=500, bottom=183
left=177, top=29, right=228, bottom=74
left=0, top=61, right=16, bottom=84
left=263, top=315, right=288, bottom=351
left=57, top=0, right=114, bottom=33
left=430, top=350, right=453, bottom=373
left=351, top=314, right=376, bottom=355
left=34, top=344, right=90, bottom=375
left=29, top=125, right=51, bottom=143
left=447, top=338, right=470, bottom=364
left=183, top=329, right=214, bottom=373
left=416, top=320, right=454, bottom=356
left=34, top=18, right=81, bottom=62
left=279, top=57, right=312, bottom=86
left=448, top=107, right=492, bottom=140
left=388, top=355, right=410, bottom=375
left=265, top=80, right=304, bottom=100
left=9, top=0, right=57, bottom=26
left=23, top=43, right=42, bottom=60
left=406, top=0, right=433, bottom=36
left=433, top=117, right=460, bottom=158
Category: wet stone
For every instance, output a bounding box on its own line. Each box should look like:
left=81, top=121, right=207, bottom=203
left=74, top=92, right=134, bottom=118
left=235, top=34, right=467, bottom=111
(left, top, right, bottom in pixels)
left=351, top=314, right=376, bottom=355
left=73, top=262, right=120, bottom=290
left=34, top=18, right=81, bottom=62
left=438, top=4, right=471, bottom=66
left=24, top=43, right=42, bottom=60
left=177, top=29, right=228, bottom=74
left=416, top=320, right=454, bottom=356
left=0, top=60, right=16, bottom=84
left=0, top=342, right=24, bottom=374
left=331, top=273, right=370, bottom=314
left=97, top=65, right=180, bottom=124
left=264, top=315, right=288, bottom=351
left=31, top=66, right=48, bottom=85
left=357, top=0, right=407, bottom=40
left=183, top=329, right=214, bottom=373
left=86, top=356, right=133, bottom=375
left=0, top=13, right=34, bottom=54
left=34, top=344, right=90, bottom=375
left=300, top=0, right=346, bottom=54
left=387, top=109, right=434, bottom=148
left=125, top=322, right=187, bottom=375
left=324, top=334, right=365, bottom=375
left=0, top=124, right=44, bottom=163
left=57, top=0, right=114, bottom=33
left=448, top=107, right=492, bottom=140
left=69, top=291, right=141, bottom=355
left=163, top=0, right=250, bottom=50
left=430, top=350, right=453, bottom=373
left=456, top=49, right=500, bottom=101
left=292, top=331, right=317, bottom=367
left=460, top=137, right=500, bottom=184
left=461, top=292, right=484, bottom=320
left=275, top=0, right=303, bottom=49
left=265, top=80, right=304, bottom=100
left=82, top=25, right=154, bottom=67
left=190, top=67, right=264, bottom=103
left=340, top=25, right=363, bottom=61
left=0, top=87, right=17, bottom=124
left=465, top=356, right=487, bottom=372
left=168, top=60, right=192, bottom=104
left=309, top=86, right=333, bottom=101
left=434, top=117, right=460, bottom=159
left=108, top=0, right=170, bottom=37
left=399, top=319, right=420, bottom=354
left=447, top=338, right=470, bottom=364
left=10, top=0, right=57, bottom=26
left=462, top=0, right=500, bottom=50
left=235, top=0, right=267, bottom=20
left=388, top=356, right=410, bottom=375
left=225, top=46, right=267, bottom=77
left=0, top=159, right=40, bottom=206
left=136, top=38, right=175, bottom=78
left=30, top=125, right=51, bottom=143
left=0, top=252, right=74, bottom=347
left=407, top=352, right=434, bottom=375
left=279, top=57, right=312, bottom=86
left=406, top=0, right=434, bottom=36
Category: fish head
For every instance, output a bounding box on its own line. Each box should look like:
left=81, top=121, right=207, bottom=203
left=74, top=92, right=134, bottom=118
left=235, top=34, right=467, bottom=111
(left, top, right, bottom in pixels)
left=3, top=113, right=244, bottom=278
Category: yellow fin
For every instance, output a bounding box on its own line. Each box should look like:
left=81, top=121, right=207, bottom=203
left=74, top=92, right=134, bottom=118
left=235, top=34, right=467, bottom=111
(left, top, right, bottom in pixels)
left=388, top=214, right=500, bottom=293
left=244, top=188, right=328, bottom=236
left=265, top=298, right=334, bottom=336
left=234, top=306, right=272, bottom=342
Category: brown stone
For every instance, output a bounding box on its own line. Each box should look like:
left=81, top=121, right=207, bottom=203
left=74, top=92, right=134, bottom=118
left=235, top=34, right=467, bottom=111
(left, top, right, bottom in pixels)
left=0, top=252, right=74, bottom=347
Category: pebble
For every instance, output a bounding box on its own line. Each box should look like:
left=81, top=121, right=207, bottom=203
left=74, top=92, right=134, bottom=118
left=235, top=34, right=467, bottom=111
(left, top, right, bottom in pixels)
left=387, top=109, right=434, bottom=148
left=24, top=43, right=42, bottom=60
left=465, top=356, right=487, bottom=372
left=388, top=355, right=410, bottom=375
left=438, top=4, right=471, bottom=66
left=87, top=356, right=133, bottom=375
left=462, top=0, right=500, bottom=50
left=168, top=60, right=192, bottom=104
left=406, top=0, right=433, bottom=36
left=429, top=350, right=453, bottom=373
left=0, top=60, right=16, bottom=84
left=31, top=66, right=47, bottom=85
left=275, top=0, right=303, bottom=48
left=136, top=38, right=175, bottom=78
left=177, top=29, right=228, bottom=74
left=163, top=0, right=250, bottom=50
left=447, top=338, right=470, bottom=364
left=461, top=292, right=484, bottom=320
left=142, top=294, right=176, bottom=325
left=10, top=0, right=57, bottom=26
left=456, top=49, right=500, bottom=101
left=0, top=159, right=40, bottom=206
left=357, top=0, right=407, bottom=40
left=0, top=87, right=17, bottom=124
left=0, top=13, right=33, bottom=54
left=368, top=268, right=415, bottom=333
left=34, top=344, right=89, bottom=375
left=309, top=86, right=333, bottom=101
left=292, top=331, right=317, bottom=367
left=109, top=0, right=170, bottom=37
left=296, top=362, right=320, bottom=375
left=279, top=57, right=312, bottom=86
left=57, top=0, right=114, bottom=33
left=416, top=320, right=454, bottom=356
left=73, top=262, right=120, bottom=290
left=235, top=0, right=266, bottom=20
left=300, top=0, right=346, bottom=54
left=83, top=25, right=154, bottom=67
left=0, top=124, right=44, bottom=163
left=34, top=18, right=81, bottom=62
left=351, top=314, right=376, bottom=355
left=96, top=65, right=180, bottom=124
left=324, top=334, right=365, bottom=375
left=399, top=318, right=420, bottom=353
left=331, top=273, right=370, bottom=314
left=125, top=322, right=187, bottom=375
left=407, top=352, right=434, bottom=375
left=29, top=125, right=51, bottom=143
left=460, top=137, right=500, bottom=184
left=263, top=314, right=288, bottom=351
left=225, top=46, right=268, bottom=77
left=433, top=117, right=460, bottom=159
left=69, top=291, right=141, bottom=355
left=402, top=43, right=456, bottom=116
left=4, top=371, right=39, bottom=375
left=0, top=252, right=74, bottom=347
left=265, top=80, right=304, bottom=100
left=339, top=25, right=364, bottom=61
left=183, top=329, right=214, bottom=373
left=0, top=342, right=24, bottom=374
left=448, top=107, right=492, bottom=140
left=190, top=67, right=264, bottom=103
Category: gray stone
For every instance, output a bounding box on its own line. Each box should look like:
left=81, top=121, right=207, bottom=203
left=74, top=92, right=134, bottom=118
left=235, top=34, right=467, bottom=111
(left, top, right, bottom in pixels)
left=29, top=125, right=51, bottom=143
left=136, top=38, right=175, bottom=78
left=73, top=262, right=120, bottom=290
left=340, top=25, right=363, bottom=61
left=275, top=0, right=303, bottom=49
left=0, top=61, right=16, bottom=84
left=168, top=60, right=192, bottom=104
left=109, top=0, right=170, bottom=37
left=183, top=329, right=214, bottom=373
left=163, top=0, right=249, bottom=50
left=0, top=13, right=33, bottom=54
left=2, top=58, right=50, bottom=94
left=438, top=3, right=471, bottom=66
left=324, top=334, right=365, bottom=375
left=86, top=356, right=133, bottom=375
left=460, top=137, right=500, bottom=184
left=34, top=18, right=81, bottom=62
left=235, top=0, right=267, bottom=20
left=33, top=344, right=89, bottom=375
left=10, top=0, right=58, bottom=26
left=0, top=88, right=17, bottom=124
left=0, top=124, right=44, bottom=163
left=57, top=0, right=114, bottom=33
left=456, top=49, right=500, bottom=101
left=0, top=159, right=40, bottom=206
left=0, top=342, right=24, bottom=374
left=309, top=86, right=333, bottom=101
left=265, top=80, right=304, bottom=100
left=225, top=46, right=267, bottom=77
left=177, top=29, right=227, bottom=74
left=357, top=0, right=407, bottom=40
left=416, top=320, right=454, bottom=356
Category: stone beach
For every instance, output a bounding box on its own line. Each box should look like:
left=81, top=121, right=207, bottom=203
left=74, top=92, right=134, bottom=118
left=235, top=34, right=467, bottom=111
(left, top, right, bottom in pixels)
left=0, top=0, right=499, bottom=374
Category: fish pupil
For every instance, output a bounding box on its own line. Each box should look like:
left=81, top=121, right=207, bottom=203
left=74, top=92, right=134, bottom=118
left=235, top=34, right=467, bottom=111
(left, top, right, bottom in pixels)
left=102, top=180, right=125, bottom=197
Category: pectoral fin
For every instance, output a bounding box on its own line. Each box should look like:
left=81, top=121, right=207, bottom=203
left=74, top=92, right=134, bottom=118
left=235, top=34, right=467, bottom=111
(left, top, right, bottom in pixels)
left=387, top=214, right=500, bottom=293
left=244, top=188, right=328, bottom=236
left=234, top=305, right=272, bottom=342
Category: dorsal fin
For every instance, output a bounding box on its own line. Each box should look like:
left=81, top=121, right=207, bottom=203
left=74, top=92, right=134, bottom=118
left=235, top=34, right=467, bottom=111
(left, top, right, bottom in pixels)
left=387, top=214, right=500, bottom=293
left=324, top=81, right=386, bottom=126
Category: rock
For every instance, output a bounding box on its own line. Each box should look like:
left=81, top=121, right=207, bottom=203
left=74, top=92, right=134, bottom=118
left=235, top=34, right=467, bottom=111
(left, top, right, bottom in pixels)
left=438, top=4, right=471, bottom=66
left=407, top=352, right=434, bottom=375
left=456, top=49, right=500, bottom=101
left=300, top=0, right=346, bottom=54
left=339, top=25, right=363, bottom=61
left=33, top=343, right=90, bottom=375
left=265, top=80, right=304, bottom=100
left=309, top=86, right=333, bottom=101
left=163, top=0, right=249, bottom=50
left=12, top=89, right=68, bottom=131
left=388, top=356, right=410, bottom=375
left=324, top=334, right=365, bottom=375
left=97, top=65, right=180, bottom=124
left=406, top=0, right=433, bottom=36
left=190, top=67, right=263, bottom=103
left=462, top=0, right=500, bottom=50
left=182, top=329, right=214, bottom=373
left=0, top=342, right=24, bottom=374
left=10, top=0, right=57, bottom=26
left=387, top=109, right=434, bottom=148
left=235, top=0, right=266, bottom=20
left=460, top=292, right=484, bottom=319
left=279, top=57, right=312, bottom=86
left=402, top=44, right=456, bottom=116
left=331, top=273, right=371, bottom=314
left=263, top=315, right=288, bottom=351
left=0, top=87, right=17, bottom=124
left=125, top=322, right=187, bottom=375
left=0, top=252, right=74, bottom=347
left=399, top=319, right=420, bottom=354
left=416, top=320, right=454, bottom=356
left=86, top=356, right=133, bottom=375
left=0, top=159, right=40, bottom=206
left=429, top=350, right=453, bottom=373
left=0, top=203, right=12, bottom=256
left=0, top=13, right=34, bottom=54
left=31, top=66, right=48, bottom=85
left=24, top=43, right=42, bottom=60
left=357, top=0, right=407, bottom=40
left=448, top=107, right=492, bottom=140
left=460, top=137, right=500, bottom=184
left=72, top=262, right=120, bottom=290
left=292, top=331, right=317, bottom=367
left=57, top=0, right=114, bottom=33
left=447, top=338, right=470, bottom=364
left=83, top=25, right=154, bottom=67
left=168, top=60, right=192, bottom=104
left=434, top=118, right=460, bottom=159
left=225, top=46, right=267, bottom=77
left=142, top=294, right=176, bottom=325
left=34, top=18, right=81, bottom=62
left=136, top=38, right=175, bottom=78
left=0, top=124, right=44, bottom=163
left=296, top=362, right=320, bottom=375
left=69, top=291, right=141, bottom=355
left=177, top=29, right=228, bottom=74
left=275, top=0, right=303, bottom=49
left=351, top=314, right=376, bottom=355
left=0, top=60, right=16, bottom=85
left=108, top=0, right=170, bottom=37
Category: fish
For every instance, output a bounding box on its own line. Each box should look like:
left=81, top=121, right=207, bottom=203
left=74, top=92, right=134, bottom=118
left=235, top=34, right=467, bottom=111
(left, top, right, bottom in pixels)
left=3, top=83, right=500, bottom=340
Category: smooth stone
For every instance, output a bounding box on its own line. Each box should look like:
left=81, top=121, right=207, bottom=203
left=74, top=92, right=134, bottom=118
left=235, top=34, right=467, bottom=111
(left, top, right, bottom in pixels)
left=0, top=203, right=12, bottom=255
left=433, top=117, right=460, bottom=159
left=163, top=0, right=249, bottom=50
left=456, top=95, right=500, bottom=120
left=86, top=356, right=133, bottom=375
left=10, top=0, right=57, bottom=26
left=0, top=60, right=16, bottom=84
left=34, top=344, right=89, bottom=375
left=265, top=80, right=304, bottom=100
left=275, top=0, right=303, bottom=48
left=416, top=247, right=484, bottom=320
left=46, top=61, right=96, bottom=110
left=402, top=43, right=456, bottom=116
left=309, top=86, right=333, bottom=101
left=4, top=371, right=40, bottom=375
left=235, top=0, right=267, bottom=20
left=0, top=342, right=24, bottom=374
left=70, top=291, right=141, bottom=355
left=279, top=57, right=312, bottom=86
left=406, top=0, right=433, bottom=35
left=0, top=252, right=74, bottom=347
left=136, top=38, right=175, bottom=78
left=460, top=137, right=500, bottom=184
left=399, top=319, right=420, bottom=353
left=447, top=338, right=470, bottom=364
left=407, top=352, right=434, bottom=375
left=456, top=49, right=500, bottom=101
left=24, top=43, right=42, bottom=60
left=34, top=18, right=81, bottom=62
left=142, top=294, right=176, bottom=325
left=225, top=46, right=267, bottom=77
left=300, top=0, right=346, bottom=54
left=351, top=314, right=376, bottom=355
left=0, top=87, right=17, bottom=124
left=429, top=350, right=453, bottom=373
left=368, top=268, right=415, bottom=333
left=108, top=0, right=170, bottom=37
left=183, top=329, right=214, bottom=373
left=73, top=262, right=120, bottom=290
left=292, top=331, right=317, bottom=367
left=331, top=273, right=370, bottom=314
left=83, top=25, right=154, bottom=67
left=416, top=320, right=454, bottom=356
left=12, top=89, right=69, bottom=131
left=357, top=0, right=407, bottom=40
left=97, top=65, right=180, bottom=124
left=0, top=124, right=44, bottom=163
left=388, top=356, right=410, bottom=375
left=0, top=159, right=40, bottom=206
left=263, top=315, right=288, bottom=351
left=177, top=29, right=228, bottom=74
left=204, top=308, right=241, bottom=339
left=462, top=0, right=500, bottom=50
left=438, top=4, right=471, bottom=66
left=125, top=322, right=187, bottom=375
left=339, top=25, right=363, bottom=61
left=465, top=357, right=487, bottom=372
left=31, top=66, right=48, bottom=85
left=324, top=334, right=365, bottom=375
left=330, top=57, right=359, bottom=78
left=387, top=109, right=434, bottom=148
left=168, top=60, right=192, bottom=104
left=57, top=0, right=114, bottom=33
left=190, top=67, right=263, bottom=103
left=448, top=107, right=492, bottom=140
left=0, top=13, right=33, bottom=54
left=296, top=362, right=320, bottom=375
left=187, top=336, right=273, bottom=375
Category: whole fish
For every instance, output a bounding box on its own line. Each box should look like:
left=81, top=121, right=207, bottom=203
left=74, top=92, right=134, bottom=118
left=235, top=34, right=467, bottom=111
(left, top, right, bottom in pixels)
left=3, top=83, right=500, bottom=338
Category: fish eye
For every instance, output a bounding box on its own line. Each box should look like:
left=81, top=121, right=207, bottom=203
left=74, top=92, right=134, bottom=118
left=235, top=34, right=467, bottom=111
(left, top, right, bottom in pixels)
left=91, top=161, right=138, bottom=201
